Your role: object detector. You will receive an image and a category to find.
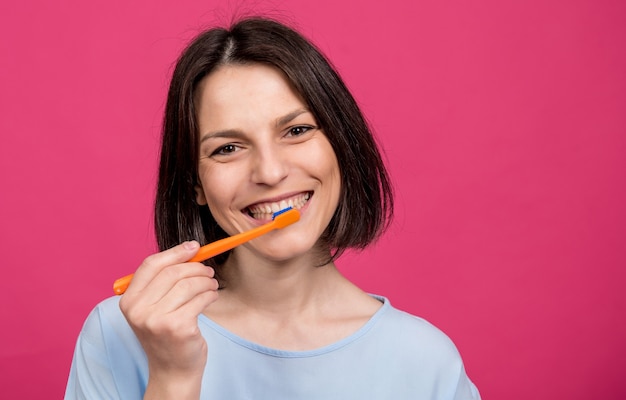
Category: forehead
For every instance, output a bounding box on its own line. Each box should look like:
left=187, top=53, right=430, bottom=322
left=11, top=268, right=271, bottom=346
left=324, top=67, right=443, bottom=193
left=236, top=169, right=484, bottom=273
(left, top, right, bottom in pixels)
left=195, top=64, right=308, bottom=129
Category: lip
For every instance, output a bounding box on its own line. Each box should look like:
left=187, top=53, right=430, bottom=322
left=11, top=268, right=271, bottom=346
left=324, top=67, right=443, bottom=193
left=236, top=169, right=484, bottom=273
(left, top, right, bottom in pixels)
left=242, top=191, right=313, bottom=222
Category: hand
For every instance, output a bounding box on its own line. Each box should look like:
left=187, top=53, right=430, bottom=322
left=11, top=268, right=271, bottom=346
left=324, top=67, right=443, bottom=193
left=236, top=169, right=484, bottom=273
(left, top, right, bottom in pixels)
left=119, top=241, right=219, bottom=398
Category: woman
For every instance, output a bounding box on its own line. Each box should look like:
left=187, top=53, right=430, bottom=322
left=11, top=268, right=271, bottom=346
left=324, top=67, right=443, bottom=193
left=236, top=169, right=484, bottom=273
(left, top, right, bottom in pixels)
left=65, top=17, right=480, bottom=399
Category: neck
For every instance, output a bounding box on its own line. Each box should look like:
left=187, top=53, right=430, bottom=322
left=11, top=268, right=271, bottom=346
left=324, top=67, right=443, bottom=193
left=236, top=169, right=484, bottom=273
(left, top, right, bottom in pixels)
left=216, top=247, right=342, bottom=315
left=203, top=247, right=383, bottom=351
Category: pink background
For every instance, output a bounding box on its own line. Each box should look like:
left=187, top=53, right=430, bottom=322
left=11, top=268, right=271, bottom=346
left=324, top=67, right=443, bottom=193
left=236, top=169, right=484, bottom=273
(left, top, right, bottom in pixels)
left=1, top=0, right=625, bottom=398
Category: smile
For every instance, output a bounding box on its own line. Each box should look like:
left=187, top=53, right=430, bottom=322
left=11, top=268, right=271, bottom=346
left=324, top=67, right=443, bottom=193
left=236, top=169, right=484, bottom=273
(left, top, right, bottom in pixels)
left=245, top=192, right=311, bottom=219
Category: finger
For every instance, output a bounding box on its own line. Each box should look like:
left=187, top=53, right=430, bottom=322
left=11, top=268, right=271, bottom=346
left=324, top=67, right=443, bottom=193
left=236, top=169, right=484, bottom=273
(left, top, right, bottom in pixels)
left=142, top=289, right=219, bottom=345
left=131, top=263, right=215, bottom=306
left=128, top=241, right=201, bottom=293
left=121, top=271, right=217, bottom=331
left=156, top=275, right=219, bottom=315
left=170, top=289, right=220, bottom=329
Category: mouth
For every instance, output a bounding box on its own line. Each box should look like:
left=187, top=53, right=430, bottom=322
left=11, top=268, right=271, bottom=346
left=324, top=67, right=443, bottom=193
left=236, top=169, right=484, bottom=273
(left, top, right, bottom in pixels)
left=244, top=192, right=311, bottom=220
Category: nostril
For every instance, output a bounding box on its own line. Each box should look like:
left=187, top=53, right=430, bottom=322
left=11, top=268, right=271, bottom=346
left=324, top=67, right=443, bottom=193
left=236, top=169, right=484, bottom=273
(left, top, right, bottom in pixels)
left=251, top=154, right=289, bottom=185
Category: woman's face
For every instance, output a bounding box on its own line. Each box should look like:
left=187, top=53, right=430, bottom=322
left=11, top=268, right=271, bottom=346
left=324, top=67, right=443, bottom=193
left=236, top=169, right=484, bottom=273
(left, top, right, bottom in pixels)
left=194, top=63, right=341, bottom=262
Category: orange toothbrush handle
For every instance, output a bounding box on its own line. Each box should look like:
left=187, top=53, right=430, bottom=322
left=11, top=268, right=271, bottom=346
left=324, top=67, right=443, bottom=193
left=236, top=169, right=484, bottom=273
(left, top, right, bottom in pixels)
left=112, top=209, right=300, bottom=295
left=187, top=222, right=278, bottom=262
left=113, top=274, right=134, bottom=295
left=112, top=232, right=267, bottom=295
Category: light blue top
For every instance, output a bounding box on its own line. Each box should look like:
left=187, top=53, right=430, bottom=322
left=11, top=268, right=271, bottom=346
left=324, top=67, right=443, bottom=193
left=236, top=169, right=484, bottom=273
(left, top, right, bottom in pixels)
left=65, top=295, right=480, bottom=399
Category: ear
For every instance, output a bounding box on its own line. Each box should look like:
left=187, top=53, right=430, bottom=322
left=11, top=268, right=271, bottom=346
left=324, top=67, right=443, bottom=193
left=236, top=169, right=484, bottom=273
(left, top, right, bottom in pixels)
left=194, top=184, right=208, bottom=205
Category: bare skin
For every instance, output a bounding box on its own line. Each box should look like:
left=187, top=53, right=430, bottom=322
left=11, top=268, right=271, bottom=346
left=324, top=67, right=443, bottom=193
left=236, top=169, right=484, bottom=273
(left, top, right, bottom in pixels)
left=120, top=241, right=380, bottom=400
left=119, top=241, right=220, bottom=399
left=204, top=245, right=382, bottom=352
left=120, top=63, right=382, bottom=399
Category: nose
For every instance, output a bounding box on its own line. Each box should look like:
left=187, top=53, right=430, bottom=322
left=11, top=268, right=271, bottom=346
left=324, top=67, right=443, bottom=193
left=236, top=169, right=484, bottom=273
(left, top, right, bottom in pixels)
left=250, top=144, right=289, bottom=186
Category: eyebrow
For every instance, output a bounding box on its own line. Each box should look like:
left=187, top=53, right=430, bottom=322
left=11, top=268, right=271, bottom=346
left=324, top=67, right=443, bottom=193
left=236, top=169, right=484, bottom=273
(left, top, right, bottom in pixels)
left=199, top=108, right=311, bottom=144
left=199, top=129, right=246, bottom=144
left=276, top=108, right=309, bottom=128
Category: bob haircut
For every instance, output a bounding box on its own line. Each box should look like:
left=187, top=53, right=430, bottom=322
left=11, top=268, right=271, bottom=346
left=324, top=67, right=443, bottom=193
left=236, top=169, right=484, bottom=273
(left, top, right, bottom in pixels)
left=155, top=17, right=393, bottom=274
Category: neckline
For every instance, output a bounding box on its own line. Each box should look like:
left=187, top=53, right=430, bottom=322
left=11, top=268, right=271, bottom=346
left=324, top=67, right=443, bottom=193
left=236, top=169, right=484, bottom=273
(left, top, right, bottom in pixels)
left=198, top=294, right=390, bottom=358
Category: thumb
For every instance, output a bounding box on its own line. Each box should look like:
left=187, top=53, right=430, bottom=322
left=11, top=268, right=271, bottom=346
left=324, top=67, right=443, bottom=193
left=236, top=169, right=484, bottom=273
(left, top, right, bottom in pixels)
left=152, top=240, right=201, bottom=266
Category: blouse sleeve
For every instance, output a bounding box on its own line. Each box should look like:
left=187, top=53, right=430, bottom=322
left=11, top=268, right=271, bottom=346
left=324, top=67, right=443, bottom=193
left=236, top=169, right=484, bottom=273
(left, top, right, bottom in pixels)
left=451, top=365, right=482, bottom=400
left=64, top=297, right=147, bottom=400
left=64, top=304, right=122, bottom=400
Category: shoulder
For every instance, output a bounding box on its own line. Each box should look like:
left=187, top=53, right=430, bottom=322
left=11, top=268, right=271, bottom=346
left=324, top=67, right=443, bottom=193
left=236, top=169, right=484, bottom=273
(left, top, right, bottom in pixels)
left=79, top=296, right=125, bottom=341
left=82, top=296, right=123, bottom=326
left=66, top=297, right=147, bottom=400
left=351, top=297, right=482, bottom=399
left=77, top=296, right=143, bottom=359
left=366, top=297, right=481, bottom=399
left=372, top=297, right=464, bottom=365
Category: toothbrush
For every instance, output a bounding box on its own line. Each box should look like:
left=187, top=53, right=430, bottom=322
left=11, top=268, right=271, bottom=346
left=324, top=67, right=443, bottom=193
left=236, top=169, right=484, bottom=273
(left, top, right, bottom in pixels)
left=113, top=207, right=300, bottom=295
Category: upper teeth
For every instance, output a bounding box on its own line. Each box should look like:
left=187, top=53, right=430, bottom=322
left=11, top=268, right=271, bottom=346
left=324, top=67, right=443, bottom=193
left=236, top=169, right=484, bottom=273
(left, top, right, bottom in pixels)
left=248, top=192, right=310, bottom=216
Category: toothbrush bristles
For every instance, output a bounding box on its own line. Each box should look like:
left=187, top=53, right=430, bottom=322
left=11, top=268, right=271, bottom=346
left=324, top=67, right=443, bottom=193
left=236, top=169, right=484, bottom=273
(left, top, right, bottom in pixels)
left=272, top=207, right=293, bottom=219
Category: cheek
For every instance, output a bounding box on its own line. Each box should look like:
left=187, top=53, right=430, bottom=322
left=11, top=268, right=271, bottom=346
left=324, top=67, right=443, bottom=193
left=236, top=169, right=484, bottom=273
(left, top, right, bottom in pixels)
left=198, top=164, right=241, bottom=215
left=324, top=152, right=342, bottom=213
left=321, top=158, right=341, bottom=199
left=309, top=140, right=341, bottom=193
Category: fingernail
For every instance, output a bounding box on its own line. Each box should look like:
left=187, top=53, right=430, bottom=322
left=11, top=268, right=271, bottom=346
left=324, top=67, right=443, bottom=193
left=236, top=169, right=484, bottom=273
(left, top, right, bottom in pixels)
left=184, top=241, right=199, bottom=250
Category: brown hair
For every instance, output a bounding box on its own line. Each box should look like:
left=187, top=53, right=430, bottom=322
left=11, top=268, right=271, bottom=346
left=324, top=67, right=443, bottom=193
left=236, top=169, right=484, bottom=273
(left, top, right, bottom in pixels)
left=155, top=17, right=393, bottom=275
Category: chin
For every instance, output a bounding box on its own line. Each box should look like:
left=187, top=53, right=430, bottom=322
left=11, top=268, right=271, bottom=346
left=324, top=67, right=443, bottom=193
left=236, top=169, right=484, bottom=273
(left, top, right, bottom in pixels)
left=255, top=233, right=325, bottom=263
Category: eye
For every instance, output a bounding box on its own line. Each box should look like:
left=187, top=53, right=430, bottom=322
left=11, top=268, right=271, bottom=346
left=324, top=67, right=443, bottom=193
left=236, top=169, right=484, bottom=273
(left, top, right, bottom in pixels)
left=211, top=143, right=239, bottom=156
left=286, top=125, right=315, bottom=137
